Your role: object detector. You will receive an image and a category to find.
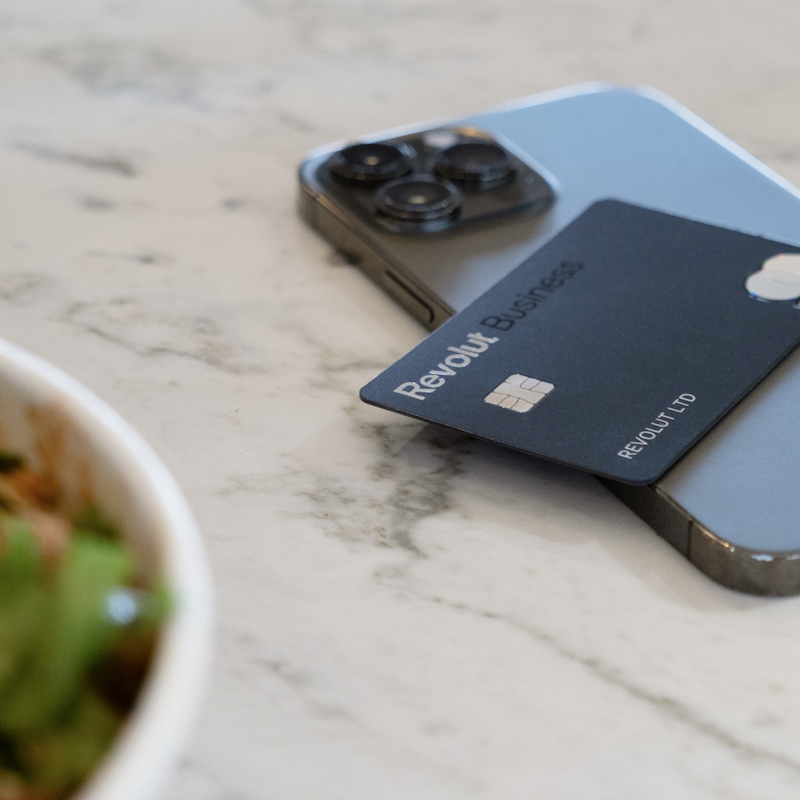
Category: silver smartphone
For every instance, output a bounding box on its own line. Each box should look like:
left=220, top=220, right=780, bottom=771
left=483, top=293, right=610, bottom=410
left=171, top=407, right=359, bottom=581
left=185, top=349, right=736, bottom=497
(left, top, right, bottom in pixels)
left=299, top=82, right=800, bottom=595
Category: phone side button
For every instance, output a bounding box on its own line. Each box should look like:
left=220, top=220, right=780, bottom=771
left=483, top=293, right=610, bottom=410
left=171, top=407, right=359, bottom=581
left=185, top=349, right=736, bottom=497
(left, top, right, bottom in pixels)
left=382, top=271, right=435, bottom=327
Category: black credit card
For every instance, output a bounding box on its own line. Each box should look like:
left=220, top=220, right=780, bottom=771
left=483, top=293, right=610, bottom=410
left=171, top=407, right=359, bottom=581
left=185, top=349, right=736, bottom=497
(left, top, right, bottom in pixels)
left=360, top=200, right=800, bottom=484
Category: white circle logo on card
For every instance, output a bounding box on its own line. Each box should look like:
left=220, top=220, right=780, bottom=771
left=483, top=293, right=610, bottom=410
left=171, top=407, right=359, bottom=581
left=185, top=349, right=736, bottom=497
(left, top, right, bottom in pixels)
left=746, top=253, right=800, bottom=302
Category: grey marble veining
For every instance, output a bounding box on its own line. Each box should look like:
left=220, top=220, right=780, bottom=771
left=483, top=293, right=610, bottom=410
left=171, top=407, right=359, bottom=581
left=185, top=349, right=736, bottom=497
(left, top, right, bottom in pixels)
left=2, top=1, right=800, bottom=799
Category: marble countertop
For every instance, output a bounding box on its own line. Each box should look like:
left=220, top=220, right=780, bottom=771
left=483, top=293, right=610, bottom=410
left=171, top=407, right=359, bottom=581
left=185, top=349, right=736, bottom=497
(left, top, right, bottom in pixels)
left=3, top=1, right=800, bottom=798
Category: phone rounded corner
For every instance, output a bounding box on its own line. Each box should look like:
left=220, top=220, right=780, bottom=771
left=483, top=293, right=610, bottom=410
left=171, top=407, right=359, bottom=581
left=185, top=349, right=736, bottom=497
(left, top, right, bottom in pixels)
left=593, top=82, right=695, bottom=118
left=690, top=519, right=800, bottom=597
left=297, top=150, right=327, bottom=193
left=543, top=81, right=675, bottom=107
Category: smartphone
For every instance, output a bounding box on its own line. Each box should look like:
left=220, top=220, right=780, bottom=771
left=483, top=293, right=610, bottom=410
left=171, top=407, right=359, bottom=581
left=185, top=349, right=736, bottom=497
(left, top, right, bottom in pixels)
left=298, top=82, right=800, bottom=595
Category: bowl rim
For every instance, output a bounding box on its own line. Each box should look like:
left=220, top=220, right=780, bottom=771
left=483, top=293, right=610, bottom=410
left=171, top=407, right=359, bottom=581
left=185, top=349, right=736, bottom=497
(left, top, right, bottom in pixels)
left=0, top=338, right=213, bottom=800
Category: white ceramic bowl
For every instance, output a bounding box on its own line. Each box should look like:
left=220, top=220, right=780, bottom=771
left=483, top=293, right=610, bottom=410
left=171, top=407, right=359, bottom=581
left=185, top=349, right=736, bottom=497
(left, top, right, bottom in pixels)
left=0, top=338, right=213, bottom=800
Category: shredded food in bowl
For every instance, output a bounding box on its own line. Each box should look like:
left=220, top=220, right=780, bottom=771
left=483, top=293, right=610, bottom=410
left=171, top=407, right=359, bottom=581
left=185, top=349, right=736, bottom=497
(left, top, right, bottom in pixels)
left=0, top=452, right=169, bottom=800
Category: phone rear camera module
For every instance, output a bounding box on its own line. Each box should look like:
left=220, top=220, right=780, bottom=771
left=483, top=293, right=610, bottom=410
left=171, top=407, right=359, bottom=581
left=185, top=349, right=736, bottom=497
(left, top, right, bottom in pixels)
left=329, top=143, right=410, bottom=184
left=434, top=142, right=515, bottom=189
left=316, top=127, right=554, bottom=236
left=374, top=175, right=462, bottom=226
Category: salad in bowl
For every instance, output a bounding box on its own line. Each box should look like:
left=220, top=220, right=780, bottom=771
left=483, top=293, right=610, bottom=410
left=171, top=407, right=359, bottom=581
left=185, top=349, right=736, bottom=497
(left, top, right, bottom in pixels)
left=0, top=339, right=212, bottom=800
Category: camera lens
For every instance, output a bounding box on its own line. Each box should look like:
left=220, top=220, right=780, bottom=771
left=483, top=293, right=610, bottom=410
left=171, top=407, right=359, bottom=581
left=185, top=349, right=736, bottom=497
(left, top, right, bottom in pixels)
left=434, top=142, right=515, bottom=188
left=374, top=175, right=462, bottom=222
left=329, top=143, right=410, bottom=183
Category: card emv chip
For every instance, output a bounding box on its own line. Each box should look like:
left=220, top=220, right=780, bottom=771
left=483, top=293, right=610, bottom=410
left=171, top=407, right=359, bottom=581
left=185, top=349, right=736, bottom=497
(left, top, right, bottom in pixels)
left=484, top=375, right=555, bottom=413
